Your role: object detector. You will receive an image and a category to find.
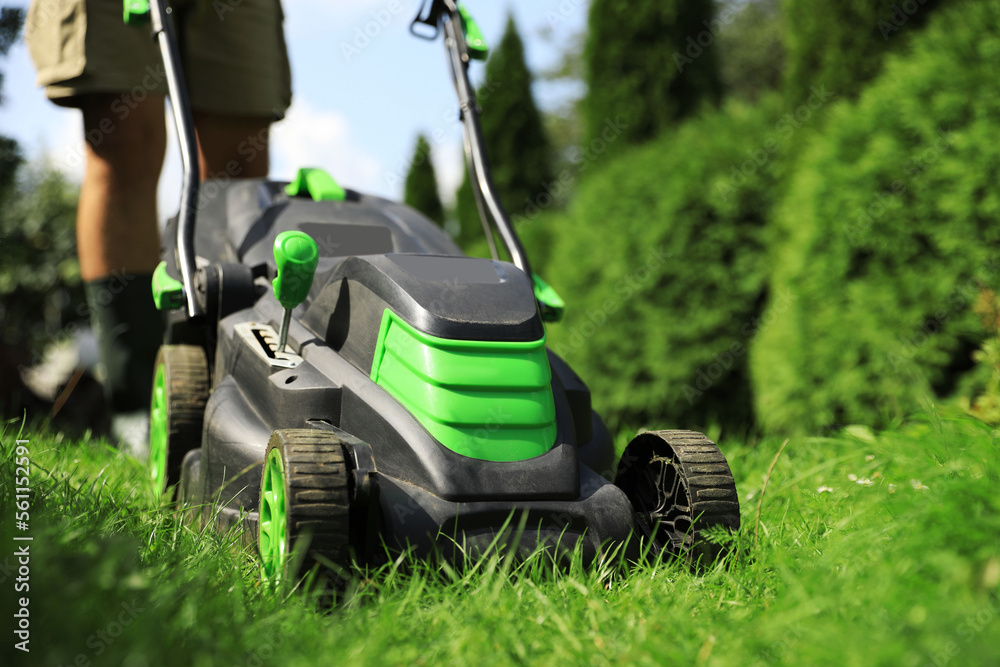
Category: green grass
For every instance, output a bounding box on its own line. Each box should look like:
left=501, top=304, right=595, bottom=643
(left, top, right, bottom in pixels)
left=2, top=413, right=998, bottom=667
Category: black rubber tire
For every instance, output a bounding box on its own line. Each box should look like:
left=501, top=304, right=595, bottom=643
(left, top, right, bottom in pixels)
left=614, top=430, right=740, bottom=567
left=152, top=345, right=209, bottom=490
left=262, top=429, right=352, bottom=583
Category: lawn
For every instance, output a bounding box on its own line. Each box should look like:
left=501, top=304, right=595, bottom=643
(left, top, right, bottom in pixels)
left=1, top=412, right=998, bottom=666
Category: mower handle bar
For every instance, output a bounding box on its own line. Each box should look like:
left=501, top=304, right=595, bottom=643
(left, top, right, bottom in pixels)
left=148, top=0, right=203, bottom=318
left=147, top=0, right=534, bottom=319
left=415, top=0, right=533, bottom=277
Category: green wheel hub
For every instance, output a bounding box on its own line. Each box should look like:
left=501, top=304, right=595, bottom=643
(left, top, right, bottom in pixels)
left=145, top=345, right=208, bottom=496
left=259, top=447, right=289, bottom=582
left=149, top=363, right=168, bottom=490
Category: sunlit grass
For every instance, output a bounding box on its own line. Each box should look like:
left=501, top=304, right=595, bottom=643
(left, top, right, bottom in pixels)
left=1, top=412, right=998, bottom=666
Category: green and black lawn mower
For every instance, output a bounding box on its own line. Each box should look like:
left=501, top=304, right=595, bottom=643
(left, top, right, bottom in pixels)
left=134, top=0, right=741, bottom=581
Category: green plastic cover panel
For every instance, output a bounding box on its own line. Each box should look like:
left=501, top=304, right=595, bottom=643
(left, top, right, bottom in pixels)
left=370, top=310, right=557, bottom=462
left=285, top=167, right=346, bottom=202
left=151, top=261, right=183, bottom=311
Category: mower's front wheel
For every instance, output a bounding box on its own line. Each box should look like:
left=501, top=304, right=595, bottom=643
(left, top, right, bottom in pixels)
left=149, top=345, right=209, bottom=494
left=615, top=430, right=740, bottom=567
left=258, top=429, right=352, bottom=586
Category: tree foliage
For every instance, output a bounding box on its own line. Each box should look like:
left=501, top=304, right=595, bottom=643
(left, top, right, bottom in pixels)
left=403, top=134, right=444, bottom=226
left=454, top=15, right=554, bottom=249
left=0, top=164, right=84, bottom=349
left=0, top=6, right=24, bottom=192
left=752, top=0, right=1000, bottom=432
left=535, top=99, right=785, bottom=434
left=782, top=0, right=944, bottom=104
left=717, top=0, right=784, bottom=102
left=583, top=0, right=721, bottom=158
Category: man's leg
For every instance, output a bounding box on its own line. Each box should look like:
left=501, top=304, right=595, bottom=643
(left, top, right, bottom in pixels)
left=78, top=93, right=167, bottom=451
left=78, top=94, right=165, bottom=279
left=193, top=112, right=271, bottom=180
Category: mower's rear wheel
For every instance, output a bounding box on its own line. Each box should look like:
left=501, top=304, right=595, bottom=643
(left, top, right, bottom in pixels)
left=149, top=345, right=209, bottom=495
left=258, top=429, right=352, bottom=585
left=614, top=430, right=740, bottom=567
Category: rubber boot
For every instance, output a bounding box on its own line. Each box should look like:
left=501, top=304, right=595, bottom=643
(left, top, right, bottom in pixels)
left=85, top=272, right=165, bottom=456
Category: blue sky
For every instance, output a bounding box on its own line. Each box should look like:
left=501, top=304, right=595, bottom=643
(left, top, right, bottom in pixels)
left=0, top=0, right=587, bottom=215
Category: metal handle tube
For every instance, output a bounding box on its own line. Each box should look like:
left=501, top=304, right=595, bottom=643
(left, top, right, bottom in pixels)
left=150, top=0, right=203, bottom=318
left=459, top=108, right=499, bottom=261
left=441, top=3, right=532, bottom=279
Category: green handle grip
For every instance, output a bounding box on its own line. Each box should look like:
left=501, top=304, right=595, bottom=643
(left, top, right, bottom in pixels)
left=272, top=231, right=319, bottom=309
left=123, top=0, right=150, bottom=24
left=458, top=3, right=488, bottom=60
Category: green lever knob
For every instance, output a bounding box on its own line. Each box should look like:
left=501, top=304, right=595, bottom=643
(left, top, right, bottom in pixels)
left=458, top=3, right=489, bottom=60
left=273, top=231, right=319, bottom=310
left=123, top=0, right=150, bottom=25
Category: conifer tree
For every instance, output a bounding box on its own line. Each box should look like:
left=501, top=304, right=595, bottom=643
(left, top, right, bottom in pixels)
left=583, top=0, right=720, bottom=157
left=403, top=134, right=444, bottom=226
left=783, top=0, right=943, bottom=103
left=454, top=15, right=553, bottom=248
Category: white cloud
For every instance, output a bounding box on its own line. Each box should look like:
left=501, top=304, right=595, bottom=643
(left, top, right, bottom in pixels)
left=270, top=98, right=384, bottom=198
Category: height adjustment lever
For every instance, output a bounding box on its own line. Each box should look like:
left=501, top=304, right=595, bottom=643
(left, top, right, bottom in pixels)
left=272, top=231, right=319, bottom=354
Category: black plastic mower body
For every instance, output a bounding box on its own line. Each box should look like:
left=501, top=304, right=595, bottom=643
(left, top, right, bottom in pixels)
left=173, top=179, right=638, bottom=561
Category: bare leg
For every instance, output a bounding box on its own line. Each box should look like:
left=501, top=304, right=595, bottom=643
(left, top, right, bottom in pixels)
left=77, top=94, right=166, bottom=281
left=193, top=111, right=272, bottom=180
left=76, top=94, right=167, bottom=440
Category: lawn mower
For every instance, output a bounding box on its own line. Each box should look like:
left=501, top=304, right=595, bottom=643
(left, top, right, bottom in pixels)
left=133, top=0, right=741, bottom=580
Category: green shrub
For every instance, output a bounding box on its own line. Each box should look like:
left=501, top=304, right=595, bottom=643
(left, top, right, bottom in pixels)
left=782, top=0, right=943, bottom=104
left=717, top=0, right=784, bottom=102
left=583, top=0, right=720, bottom=158
left=538, top=97, right=791, bottom=434
left=1, top=8, right=25, bottom=196
left=751, top=0, right=1000, bottom=432
left=0, top=164, right=83, bottom=350
left=959, top=289, right=1000, bottom=424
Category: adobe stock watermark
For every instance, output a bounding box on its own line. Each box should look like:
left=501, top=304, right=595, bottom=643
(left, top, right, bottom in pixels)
left=844, top=128, right=954, bottom=243
left=924, top=596, right=1000, bottom=667
left=544, top=0, right=587, bottom=26
left=878, top=0, right=934, bottom=40
left=12, top=439, right=32, bottom=654
left=717, top=84, right=834, bottom=202
left=683, top=287, right=797, bottom=405
left=749, top=625, right=806, bottom=667
left=513, top=116, right=629, bottom=225
left=57, top=269, right=138, bottom=341
left=672, top=3, right=742, bottom=72
left=196, top=108, right=284, bottom=209
left=886, top=255, right=1000, bottom=373
left=231, top=629, right=288, bottom=667
left=340, top=0, right=406, bottom=63
left=56, top=599, right=146, bottom=666
left=382, top=74, right=502, bottom=193
left=56, top=65, right=169, bottom=175
left=552, top=245, right=671, bottom=356
left=212, top=0, right=250, bottom=20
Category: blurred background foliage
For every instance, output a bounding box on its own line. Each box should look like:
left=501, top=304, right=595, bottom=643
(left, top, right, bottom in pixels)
left=0, top=164, right=83, bottom=349
left=5, top=0, right=1000, bottom=437
left=446, top=0, right=1000, bottom=437
left=403, top=133, right=445, bottom=228
left=1, top=6, right=84, bottom=353
left=453, top=14, right=555, bottom=248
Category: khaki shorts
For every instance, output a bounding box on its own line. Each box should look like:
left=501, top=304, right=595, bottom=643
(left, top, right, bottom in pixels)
left=25, top=0, right=292, bottom=118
